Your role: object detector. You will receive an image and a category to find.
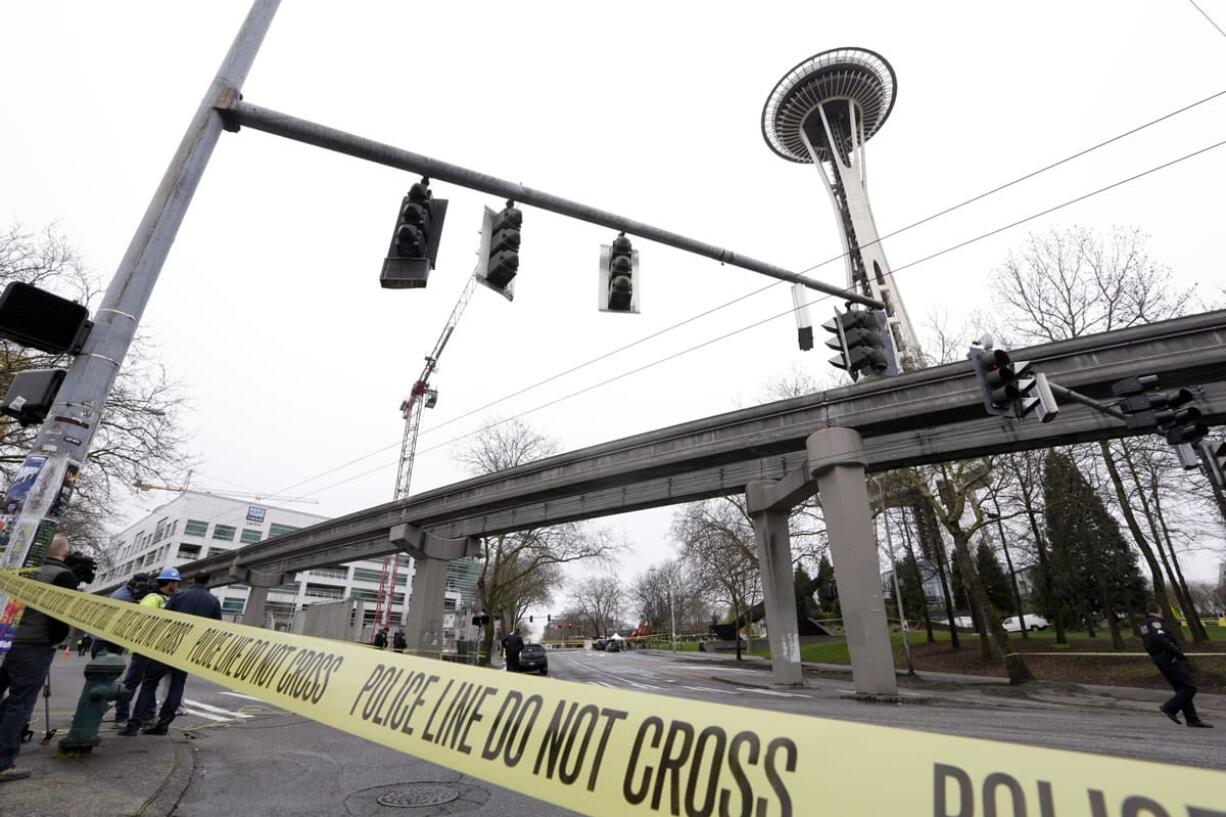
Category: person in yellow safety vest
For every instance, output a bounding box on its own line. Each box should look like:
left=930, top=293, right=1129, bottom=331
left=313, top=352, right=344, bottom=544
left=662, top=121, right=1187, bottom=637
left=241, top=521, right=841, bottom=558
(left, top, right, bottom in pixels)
left=118, top=567, right=181, bottom=737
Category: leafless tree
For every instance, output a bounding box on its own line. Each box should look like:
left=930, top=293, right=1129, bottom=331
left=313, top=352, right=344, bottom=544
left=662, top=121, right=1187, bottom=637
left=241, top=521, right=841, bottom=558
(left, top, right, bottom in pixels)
left=672, top=501, right=762, bottom=660
left=989, top=224, right=1202, bottom=643
left=631, top=559, right=715, bottom=637
left=454, top=418, right=619, bottom=664
left=0, top=224, right=191, bottom=559
left=570, top=574, right=626, bottom=638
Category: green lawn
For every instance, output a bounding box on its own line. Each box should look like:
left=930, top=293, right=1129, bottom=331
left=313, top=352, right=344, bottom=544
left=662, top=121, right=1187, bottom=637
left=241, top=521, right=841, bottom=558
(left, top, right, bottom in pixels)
left=751, top=622, right=1226, bottom=665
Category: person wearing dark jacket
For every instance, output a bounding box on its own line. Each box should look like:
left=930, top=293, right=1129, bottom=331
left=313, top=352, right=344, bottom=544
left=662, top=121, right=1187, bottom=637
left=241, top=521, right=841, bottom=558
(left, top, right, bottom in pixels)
left=123, top=571, right=220, bottom=736
left=502, top=631, right=524, bottom=672
left=1141, top=600, right=1212, bottom=728
left=0, top=535, right=79, bottom=783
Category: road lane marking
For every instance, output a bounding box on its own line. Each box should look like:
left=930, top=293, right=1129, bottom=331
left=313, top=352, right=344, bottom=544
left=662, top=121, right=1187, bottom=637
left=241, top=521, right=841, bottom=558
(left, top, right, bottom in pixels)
left=184, top=698, right=253, bottom=719
left=180, top=707, right=233, bottom=722
left=735, top=687, right=809, bottom=698
left=682, top=686, right=734, bottom=694
left=219, top=691, right=262, bottom=701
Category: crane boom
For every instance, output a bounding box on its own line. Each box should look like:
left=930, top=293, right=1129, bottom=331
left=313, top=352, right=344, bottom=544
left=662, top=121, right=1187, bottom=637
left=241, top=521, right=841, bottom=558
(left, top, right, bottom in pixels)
left=375, top=273, right=480, bottom=632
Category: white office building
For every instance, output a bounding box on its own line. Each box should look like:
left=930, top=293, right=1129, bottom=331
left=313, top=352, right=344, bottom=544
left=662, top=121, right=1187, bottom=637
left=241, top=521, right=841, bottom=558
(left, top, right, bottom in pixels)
left=89, top=491, right=414, bottom=628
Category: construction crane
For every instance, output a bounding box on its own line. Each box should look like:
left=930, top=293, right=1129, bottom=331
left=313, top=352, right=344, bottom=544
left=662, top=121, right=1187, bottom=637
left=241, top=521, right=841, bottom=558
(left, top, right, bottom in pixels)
left=372, top=273, right=480, bottom=631
left=133, top=475, right=319, bottom=505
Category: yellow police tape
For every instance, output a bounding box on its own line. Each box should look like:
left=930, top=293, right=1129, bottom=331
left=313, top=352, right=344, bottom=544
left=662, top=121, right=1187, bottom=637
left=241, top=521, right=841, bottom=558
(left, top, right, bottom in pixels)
left=3, top=571, right=1223, bottom=817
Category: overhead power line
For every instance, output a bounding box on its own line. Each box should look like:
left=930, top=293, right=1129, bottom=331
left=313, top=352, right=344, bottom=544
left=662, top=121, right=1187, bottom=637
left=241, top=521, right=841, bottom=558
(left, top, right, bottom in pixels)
left=297, top=134, right=1226, bottom=501
left=1189, top=0, right=1226, bottom=39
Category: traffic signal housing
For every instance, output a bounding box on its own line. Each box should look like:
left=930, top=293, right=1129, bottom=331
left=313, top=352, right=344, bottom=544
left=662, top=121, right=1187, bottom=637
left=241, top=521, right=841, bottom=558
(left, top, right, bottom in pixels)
left=0, top=282, right=92, bottom=354
left=822, top=308, right=898, bottom=381
left=2, top=368, right=67, bottom=427
left=792, top=284, right=813, bottom=351
left=599, top=233, right=640, bottom=313
left=380, top=179, right=448, bottom=289
left=1200, top=438, right=1226, bottom=489
left=1111, top=376, right=1207, bottom=445
left=476, top=203, right=522, bottom=300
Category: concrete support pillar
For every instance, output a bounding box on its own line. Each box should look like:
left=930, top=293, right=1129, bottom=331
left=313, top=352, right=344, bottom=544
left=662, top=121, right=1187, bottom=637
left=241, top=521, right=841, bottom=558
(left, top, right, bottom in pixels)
left=242, top=585, right=269, bottom=628
left=404, top=558, right=447, bottom=653
left=746, top=486, right=803, bottom=686
left=808, top=427, right=898, bottom=697
left=390, top=524, right=480, bottom=655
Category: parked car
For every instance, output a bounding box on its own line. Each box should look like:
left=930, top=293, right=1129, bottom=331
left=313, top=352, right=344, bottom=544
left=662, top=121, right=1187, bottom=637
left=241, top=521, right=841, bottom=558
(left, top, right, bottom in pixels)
left=1002, top=614, right=1049, bottom=633
left=593, top=639, right=608, bottom=652
left=952, top=615, right=977, bottom=632
left=604, top=639, right=623, bottom=653
left=517, top=643, right=548, bottom=675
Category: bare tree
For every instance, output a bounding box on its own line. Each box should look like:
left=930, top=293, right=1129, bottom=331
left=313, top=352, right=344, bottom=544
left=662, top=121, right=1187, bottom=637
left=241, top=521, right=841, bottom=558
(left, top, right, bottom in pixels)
left=454, top=418, right=619, bottom=664
left=570, top=575, right=626, bottom=638
left=990, top=225, right=1201, bottom=643
left=673, top=501, right=762, bottom=660
left=0, top=224, right=191, bottom=559
left=631, top=559, right=714, bottom=638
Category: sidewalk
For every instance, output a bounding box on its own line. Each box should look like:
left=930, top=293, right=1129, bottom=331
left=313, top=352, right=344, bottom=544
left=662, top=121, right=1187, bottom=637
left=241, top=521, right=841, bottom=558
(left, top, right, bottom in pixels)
left=0, top=653, right=195, bottom=817
left=639, top=646, right=1226, bottom=716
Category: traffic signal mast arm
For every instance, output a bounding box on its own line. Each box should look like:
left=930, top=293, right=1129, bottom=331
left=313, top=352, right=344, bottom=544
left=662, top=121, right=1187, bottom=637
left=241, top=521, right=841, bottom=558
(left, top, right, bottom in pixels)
left=221, top=99, right=884, bottom=309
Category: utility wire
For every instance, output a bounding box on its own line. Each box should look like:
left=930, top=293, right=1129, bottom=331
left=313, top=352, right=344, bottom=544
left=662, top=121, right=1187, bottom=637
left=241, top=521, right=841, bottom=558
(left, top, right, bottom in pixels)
left=1189, top=0, right=1226, bottom=38
left=298, top=135, right=1226, bottom=501
left=252, top=91, right=1226, bottom=500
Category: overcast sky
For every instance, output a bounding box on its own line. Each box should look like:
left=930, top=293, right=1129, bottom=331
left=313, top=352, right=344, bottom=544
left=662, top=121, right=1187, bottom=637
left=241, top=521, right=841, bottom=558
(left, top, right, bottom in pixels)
left=3, top=1, right=1224, bottom=595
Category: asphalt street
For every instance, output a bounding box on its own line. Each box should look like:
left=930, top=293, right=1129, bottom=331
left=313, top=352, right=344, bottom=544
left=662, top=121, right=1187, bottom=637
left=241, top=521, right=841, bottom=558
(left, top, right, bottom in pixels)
left=25, top=648, right=1218, bottom=817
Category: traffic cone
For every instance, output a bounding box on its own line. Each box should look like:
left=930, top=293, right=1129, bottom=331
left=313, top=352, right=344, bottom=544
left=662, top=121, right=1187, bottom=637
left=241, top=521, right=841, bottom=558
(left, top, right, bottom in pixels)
left=63, top=646, right=70, bottom=657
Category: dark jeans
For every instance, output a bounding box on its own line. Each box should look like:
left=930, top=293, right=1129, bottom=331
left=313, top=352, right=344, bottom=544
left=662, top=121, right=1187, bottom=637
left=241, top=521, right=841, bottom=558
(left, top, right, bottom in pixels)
left=0, top=643, right=56, bottom=769
left=128, top=661, right=187, bottom=729
left=115, top=653, right=149, bottom=722
left=1159, top=661, right=1200, bottom=723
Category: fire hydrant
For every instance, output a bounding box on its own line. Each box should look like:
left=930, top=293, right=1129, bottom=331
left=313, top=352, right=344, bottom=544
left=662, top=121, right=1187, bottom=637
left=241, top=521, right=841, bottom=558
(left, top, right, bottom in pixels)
left=59, top=653, right=129, bottom=753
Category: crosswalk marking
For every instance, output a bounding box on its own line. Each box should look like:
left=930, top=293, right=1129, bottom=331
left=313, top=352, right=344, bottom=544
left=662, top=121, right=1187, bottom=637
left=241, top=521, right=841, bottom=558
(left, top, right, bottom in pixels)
left=184, top=699, right=252, bottom=719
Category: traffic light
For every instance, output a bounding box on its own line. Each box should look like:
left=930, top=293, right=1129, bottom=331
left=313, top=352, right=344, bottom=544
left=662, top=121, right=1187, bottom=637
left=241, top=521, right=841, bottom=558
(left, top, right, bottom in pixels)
left=2, top=368, right=67, bottom=427
left=472, top=613, right=490, bottom=627
left=0, top=282, right=92, bottom=354
left=822, top=308, right=897, bottom=380
left=1199, top=438, right=1226, bottom=489
left=547, top=614, right=551, bottom=623
left=529, top=615, right=534, bottom=623
left=599, top=233, right=640, bottom=313
left=968, top=341, right=1050, bottom=420
left=476, top=202, right=522, bottom=300
left=1111, top=376, right=1207, bottom=444
left=380, top=178, right=448, bottom=289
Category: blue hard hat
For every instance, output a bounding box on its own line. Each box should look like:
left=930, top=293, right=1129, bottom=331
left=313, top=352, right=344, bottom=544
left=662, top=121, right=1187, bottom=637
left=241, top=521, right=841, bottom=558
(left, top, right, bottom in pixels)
left=157, top=567, right=182, bottom=582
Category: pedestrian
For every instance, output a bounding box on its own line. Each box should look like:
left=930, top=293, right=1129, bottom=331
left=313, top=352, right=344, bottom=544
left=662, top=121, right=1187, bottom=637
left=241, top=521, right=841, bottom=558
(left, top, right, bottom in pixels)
left=121, top=571, right=220, bottom=736
left=102, top=572, right=156, bottom=723
left=75, top=636, right=86, bottom=657
left=393, top=631, right=407, bottom=653
left=0, top=535, right=80, bottom=783
left=119, top=567, right=181, bottom=737
left=373, top=627, right=388, bottom=650
left=503, top=630, right=524, bottom=672
left=1141, top=600, right=1213, bottom=728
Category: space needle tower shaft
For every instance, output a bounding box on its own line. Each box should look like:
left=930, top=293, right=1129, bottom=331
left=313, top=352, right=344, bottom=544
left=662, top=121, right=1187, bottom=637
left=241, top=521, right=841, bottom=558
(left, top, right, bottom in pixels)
left=762, top=48, right=920, bottom=367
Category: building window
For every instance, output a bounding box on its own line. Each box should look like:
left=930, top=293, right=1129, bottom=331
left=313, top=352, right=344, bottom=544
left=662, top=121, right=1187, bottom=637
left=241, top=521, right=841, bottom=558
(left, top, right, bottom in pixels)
left=240, top=528, right=263, bottom=545
left=222, top=598, right=246, bottom=614
left=310, top=567, right=348, bottom=580
left=270, top=583, right=299, bottom=596
left=213, top=525, right=236, bottom=541
left=153, top=517, right=169, bottom=542
left=177, top=543, right=202, bottom=559
left=268, top=523, right=299, bottom=539
left=246, top=506, right=267, bottom=524
left=184, top=519, right=208, bottom=537
left=351, top=568, right=383, bottom=584
left=304, top=583, right=345, bottom=600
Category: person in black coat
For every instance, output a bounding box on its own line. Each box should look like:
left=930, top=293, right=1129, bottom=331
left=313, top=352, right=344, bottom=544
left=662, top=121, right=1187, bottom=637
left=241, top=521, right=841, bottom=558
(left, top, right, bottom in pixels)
left=129, top=572, right=222, bottom=735
left=1141, top=600, right=1212, bottom=728
left=0, top=535, right=79, bottom=783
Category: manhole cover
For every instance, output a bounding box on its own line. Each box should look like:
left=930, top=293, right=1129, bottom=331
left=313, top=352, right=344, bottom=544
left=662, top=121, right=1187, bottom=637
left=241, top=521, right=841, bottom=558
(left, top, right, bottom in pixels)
left=346, top=780, right=490, bottom=816
left=377, top=784, right=459, bottom=808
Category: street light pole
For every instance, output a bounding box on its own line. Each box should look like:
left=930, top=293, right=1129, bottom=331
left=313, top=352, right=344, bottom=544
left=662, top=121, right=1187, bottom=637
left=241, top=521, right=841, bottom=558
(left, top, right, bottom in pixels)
left=0, top=0, right=281, bottom=654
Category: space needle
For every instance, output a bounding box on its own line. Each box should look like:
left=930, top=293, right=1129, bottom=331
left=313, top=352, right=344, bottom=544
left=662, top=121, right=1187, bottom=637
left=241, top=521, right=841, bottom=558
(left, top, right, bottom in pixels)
left=762, top=47, right=920, bottom=368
